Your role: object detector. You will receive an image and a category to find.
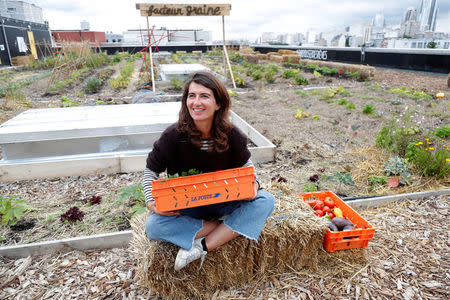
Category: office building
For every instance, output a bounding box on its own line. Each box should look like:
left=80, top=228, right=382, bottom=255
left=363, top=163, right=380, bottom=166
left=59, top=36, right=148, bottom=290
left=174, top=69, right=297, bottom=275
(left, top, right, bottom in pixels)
left=419, top=0, right=438, bottom=32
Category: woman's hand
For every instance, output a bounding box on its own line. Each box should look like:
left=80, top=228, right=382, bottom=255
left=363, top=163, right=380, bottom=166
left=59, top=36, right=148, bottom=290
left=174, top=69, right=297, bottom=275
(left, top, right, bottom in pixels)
left=243, top=181, right=259, bottom=201
left=147, top=201, right=180, bottom=216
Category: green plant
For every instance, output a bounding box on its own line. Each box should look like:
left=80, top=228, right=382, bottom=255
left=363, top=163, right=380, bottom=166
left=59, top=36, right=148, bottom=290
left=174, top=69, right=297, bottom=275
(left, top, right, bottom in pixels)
left=346, top=103, right=355, bottom=110
left=383, top=156, right=411, bottom=179
left=228, top=89, right=237, bottom=97
left=406, top=139, right=449, bottom=179
left=60, top=95, right=79, bottom=107
left=369, top=175, right=387, bottom=188
left=85, top=76, right=102, bottom=93
left=327, top=172, right=355, bottom=185
left=264, top=71, right=275, bottom=84
left=235, top=75, right=245, bottom=87
left=313, top=70, right=322, bottom=78
left=376, top=112, right=421, bottom=155
left=170, top=77, right=183, bottom=90
left=362, top=104, right=375, bottom=114
left=171, top=54, right=182, bottom=64
left=117, top=184, right=144, bottom=204
left=294, top=89, right=307, bottom=96
left=45, top=215, right=56, bottom=223
left=252, top=71, right=263, bottom=80
left=282, top=69, right=299, bottom=79
left=1, top=195, right=27, bottom=226
left=337, top=98, right=348, bottom=105
left=303, top=183, right=318, bottom=192
left=434, top=125, right=450, bottom=138
left=294, top=75, right=308, bottom=85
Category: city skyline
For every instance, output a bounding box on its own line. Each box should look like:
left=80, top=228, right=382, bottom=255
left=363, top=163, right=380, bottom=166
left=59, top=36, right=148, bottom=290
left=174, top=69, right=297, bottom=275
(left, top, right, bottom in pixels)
left=35, top=0, right=450, bottom=41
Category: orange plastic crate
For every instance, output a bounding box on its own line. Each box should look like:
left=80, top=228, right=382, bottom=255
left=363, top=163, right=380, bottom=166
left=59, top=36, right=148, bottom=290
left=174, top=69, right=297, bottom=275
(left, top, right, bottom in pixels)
left=153, top=166, right=255, bottom=212
left=298, top=191, right=375, bottom=252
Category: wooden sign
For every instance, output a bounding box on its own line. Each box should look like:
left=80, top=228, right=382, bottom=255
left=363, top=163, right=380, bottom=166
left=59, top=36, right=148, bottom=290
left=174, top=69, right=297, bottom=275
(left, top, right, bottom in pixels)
left=136, top=3, right=231, bottom=17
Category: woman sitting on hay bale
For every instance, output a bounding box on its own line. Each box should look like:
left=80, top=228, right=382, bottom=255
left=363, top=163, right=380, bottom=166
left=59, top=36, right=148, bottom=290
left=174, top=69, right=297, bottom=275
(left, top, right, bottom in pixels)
left=143, top=71, right=275, bottom=271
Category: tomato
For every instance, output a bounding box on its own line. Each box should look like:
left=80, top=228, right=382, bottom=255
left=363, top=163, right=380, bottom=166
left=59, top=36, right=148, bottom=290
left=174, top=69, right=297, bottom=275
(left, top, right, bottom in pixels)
left=313, top=200, right=324, bottom=210
left=324, top=197, right=335, bottom=209
left=328, top=212, right=335, bottom=219
left=308, top=201, right=316, bottom=208
left=314, top=210, right=324, bottom=217
left=322, top=206, right=331, bottom=214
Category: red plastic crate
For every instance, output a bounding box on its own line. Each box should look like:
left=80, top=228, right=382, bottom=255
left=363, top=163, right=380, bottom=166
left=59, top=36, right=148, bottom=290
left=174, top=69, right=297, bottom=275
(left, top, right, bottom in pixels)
left=298, top=191, right=375, bottom=252
left=153, top=166, right=255, bottom=212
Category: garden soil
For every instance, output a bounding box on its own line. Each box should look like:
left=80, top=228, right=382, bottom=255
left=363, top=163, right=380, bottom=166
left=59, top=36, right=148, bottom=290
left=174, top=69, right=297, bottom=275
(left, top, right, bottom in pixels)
left=0, top=54, right=449, bottom=299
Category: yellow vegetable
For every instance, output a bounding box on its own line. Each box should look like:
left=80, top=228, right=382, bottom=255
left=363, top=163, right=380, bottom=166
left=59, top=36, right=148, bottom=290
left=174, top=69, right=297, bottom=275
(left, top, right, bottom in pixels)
left=333, top=207, right=343, bottom=218
left=436, top=92, right=445, bottom=99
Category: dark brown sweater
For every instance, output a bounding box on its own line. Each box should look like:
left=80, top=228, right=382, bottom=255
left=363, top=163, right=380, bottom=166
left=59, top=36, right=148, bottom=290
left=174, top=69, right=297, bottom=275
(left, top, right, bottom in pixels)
left=146, top=123, right=251, bottom=175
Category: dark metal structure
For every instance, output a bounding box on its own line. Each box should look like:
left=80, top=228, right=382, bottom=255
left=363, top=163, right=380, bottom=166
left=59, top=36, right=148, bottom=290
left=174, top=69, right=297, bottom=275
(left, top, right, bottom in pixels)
left=0, top=16, right=52, bottom=66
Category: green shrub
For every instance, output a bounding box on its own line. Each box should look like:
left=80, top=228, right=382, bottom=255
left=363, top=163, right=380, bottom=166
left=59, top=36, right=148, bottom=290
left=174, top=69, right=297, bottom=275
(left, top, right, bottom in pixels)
left=170, top=77, right=183, bottom=90
left=362, top=104, right=375, bottom=114
left=337, top=98, right=348, bottom=105
left=406, top=139, right=449, bottom=179
left=1, top=195, right=27, bottom=226
left=434, top=125, right=450, bottom=138
left=376, top=113, right=421, bottom=155
left=346, top=103, right=356, bottom=110
left=264, top=71, right=275, bottom=84
left=252, top=71, right=263, bottom=80
left=369, top=175, right=387, bottom=188
left=85, top=76, right=102, bottom=93
left=294, top=75, right=309, bottom=85
left=282, top=69, right=299, bottom=79
left=235, top=75, right=245, bottom=87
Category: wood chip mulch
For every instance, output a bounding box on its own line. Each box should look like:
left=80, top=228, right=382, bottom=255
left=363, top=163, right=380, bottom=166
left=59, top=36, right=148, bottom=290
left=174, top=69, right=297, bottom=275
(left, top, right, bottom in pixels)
left=1, top=194, right=448, bottom=300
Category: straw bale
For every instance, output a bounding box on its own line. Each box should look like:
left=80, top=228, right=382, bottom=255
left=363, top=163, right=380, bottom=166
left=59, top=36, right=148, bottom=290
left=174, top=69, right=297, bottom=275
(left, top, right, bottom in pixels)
left=243, top=54, right=259, bottom=64
left=286, top=54, right=300, bottom=64
left=129, top=205, right=327, bottom=300
left=239, top=46, right=254, bottom=55
left=11, top=54, right=35, bottom=66
left=192, top=51, right=202, bottom=55
left=278, top=49, right=298, bottom=55
left=257, top=53, right=268, bottom=60
left=176, top=51, right=187, bottom=55
left=270, top=55, right=284, bottom=63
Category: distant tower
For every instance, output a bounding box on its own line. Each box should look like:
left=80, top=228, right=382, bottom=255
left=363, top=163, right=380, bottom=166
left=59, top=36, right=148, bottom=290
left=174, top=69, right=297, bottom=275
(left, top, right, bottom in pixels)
left=419, top=0, right=438, bottom=31
left=401, top=7, right=420, bottom=37
left=373, top=13, right=385, bottom=28
left=80, top=20, right=90, bottom=31
left=402, top=7, right=417, bottom=23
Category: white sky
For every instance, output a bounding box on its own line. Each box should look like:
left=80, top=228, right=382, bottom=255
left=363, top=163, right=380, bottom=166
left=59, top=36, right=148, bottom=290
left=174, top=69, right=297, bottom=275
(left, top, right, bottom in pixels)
left=36, top=0, right=450, bottom=41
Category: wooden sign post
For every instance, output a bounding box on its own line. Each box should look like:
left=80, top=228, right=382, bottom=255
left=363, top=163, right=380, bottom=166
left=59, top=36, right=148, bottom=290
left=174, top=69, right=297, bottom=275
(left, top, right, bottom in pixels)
left=136, top=3, right=236, bottom=89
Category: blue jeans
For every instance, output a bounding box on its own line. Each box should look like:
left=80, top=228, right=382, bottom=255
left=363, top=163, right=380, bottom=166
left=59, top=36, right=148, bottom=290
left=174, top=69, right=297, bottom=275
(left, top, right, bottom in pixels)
left=145, top=189, right=275, bottom=250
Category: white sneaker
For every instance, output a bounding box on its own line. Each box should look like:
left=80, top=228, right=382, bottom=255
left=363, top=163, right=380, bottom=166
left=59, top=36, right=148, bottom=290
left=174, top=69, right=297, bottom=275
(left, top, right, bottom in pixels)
left=174, top=238, right=207, bottom=271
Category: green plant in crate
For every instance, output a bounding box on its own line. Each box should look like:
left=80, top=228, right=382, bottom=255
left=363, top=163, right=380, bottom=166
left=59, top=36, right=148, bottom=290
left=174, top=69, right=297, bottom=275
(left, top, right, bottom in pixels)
left=1, top=195, right=27, bottom=226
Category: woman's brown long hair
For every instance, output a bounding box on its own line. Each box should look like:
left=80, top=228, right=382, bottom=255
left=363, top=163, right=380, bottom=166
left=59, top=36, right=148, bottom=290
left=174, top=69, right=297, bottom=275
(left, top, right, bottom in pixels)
left=177, top=71, right=232, bottom=152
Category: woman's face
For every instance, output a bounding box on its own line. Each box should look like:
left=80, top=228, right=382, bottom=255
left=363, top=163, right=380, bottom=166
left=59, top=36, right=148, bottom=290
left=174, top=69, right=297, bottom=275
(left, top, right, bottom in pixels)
left=186, top=81, right=220, bottom=125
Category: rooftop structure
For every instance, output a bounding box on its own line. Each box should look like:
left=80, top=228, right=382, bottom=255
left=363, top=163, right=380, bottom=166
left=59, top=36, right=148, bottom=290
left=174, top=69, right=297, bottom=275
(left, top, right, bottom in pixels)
left=0, top=0, right=44, bottom=24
